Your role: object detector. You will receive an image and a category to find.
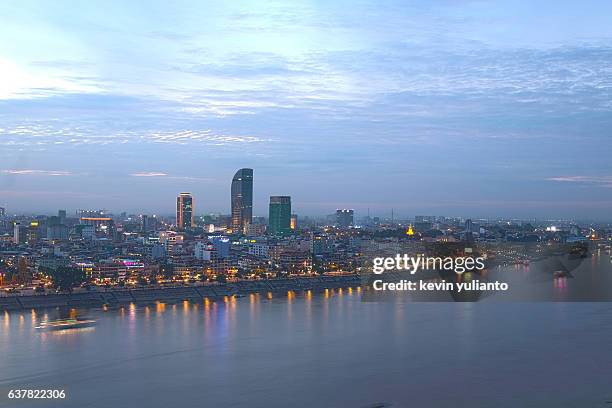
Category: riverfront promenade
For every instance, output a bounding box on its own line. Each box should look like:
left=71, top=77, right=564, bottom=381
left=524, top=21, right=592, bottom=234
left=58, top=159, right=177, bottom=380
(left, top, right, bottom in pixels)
left=0, top=275, right=361, bottom=311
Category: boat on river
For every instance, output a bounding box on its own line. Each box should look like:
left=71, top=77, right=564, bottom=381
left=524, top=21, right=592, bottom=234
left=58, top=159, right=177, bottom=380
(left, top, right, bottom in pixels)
left=35, top=318, right=96, bottom=331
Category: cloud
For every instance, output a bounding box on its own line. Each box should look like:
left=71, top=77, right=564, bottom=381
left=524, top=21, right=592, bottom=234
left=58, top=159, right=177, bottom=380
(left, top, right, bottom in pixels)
left=129, top=172, right=212, bottom=182
left=148, top=130, right=270, bottom=144
left=1, top=169, right=72, bottom=176
left=0, top=58, right=101, bottom=100
left=130, top=172, right=168, bottom=177
left=546, top=176, right=612, bottom=187
left=0, top=111, right=272, bottom=148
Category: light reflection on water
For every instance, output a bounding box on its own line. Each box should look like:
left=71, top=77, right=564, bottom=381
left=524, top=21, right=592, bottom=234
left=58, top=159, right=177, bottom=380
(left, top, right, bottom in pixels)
left=0, top=281, right=611, bottom=407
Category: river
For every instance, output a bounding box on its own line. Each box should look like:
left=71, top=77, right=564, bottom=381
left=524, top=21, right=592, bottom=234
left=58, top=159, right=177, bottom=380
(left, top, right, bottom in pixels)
left=1, top=254, right=612, bottom=407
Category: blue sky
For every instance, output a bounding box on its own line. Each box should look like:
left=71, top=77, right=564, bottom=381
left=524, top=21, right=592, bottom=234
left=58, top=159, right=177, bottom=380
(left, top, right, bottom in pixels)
left=1, top=0, right=611, bottom=219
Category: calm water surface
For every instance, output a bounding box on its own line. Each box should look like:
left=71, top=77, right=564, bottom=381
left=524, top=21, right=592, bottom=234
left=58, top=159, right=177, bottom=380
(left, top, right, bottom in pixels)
left=1, top=257, right=612, bottom=408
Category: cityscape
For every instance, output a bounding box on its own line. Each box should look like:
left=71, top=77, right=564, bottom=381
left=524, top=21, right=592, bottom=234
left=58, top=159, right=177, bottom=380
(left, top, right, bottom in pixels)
left=1, top=167, right=610, bottom=304
left=2, top=1, right=612, bottom=407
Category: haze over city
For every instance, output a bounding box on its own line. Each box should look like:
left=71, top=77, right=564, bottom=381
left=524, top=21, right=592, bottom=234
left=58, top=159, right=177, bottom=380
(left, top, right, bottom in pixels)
left=1, top=0, right=612, bottom=218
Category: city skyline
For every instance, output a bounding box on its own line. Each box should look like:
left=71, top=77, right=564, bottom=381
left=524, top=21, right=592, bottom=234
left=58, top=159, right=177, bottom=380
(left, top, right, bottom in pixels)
left=0, top=166, right=611, bottom=221
left=1, top=1, right=612, bottom=219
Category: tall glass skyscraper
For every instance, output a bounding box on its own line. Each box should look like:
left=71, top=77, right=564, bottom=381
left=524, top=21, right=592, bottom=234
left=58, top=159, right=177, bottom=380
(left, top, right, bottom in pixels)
left=176, top=192, right=194, bottom=230
left=268, top=196, right=291, bottom=235
left=231, top=168, right=253, bottom=234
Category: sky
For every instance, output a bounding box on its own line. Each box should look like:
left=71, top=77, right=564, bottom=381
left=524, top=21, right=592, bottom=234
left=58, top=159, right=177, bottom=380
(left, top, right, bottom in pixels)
left=1, top=0, right=611, bottom=219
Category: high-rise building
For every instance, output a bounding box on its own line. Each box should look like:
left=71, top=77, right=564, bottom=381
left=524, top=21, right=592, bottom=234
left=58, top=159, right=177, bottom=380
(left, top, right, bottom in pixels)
left=13, top=222, right=21, bottom=244
left=290, top=214, right=298, bottom=230
left=465, top=218, right=473, bottom=233
left=176, top=193, right=194, bottom=230
left=336, top=209, right=354, bottom=229
left=465, top=218, right=474, bottom=243
left=13, top=222, right=27, bottom=244
left=0, top=207, right=5, bottom=217
left=27, top=221, right=40, bottom=244
left=144, top=215, right=158, bottom=232
left=268, top=196, right=291, bottom=235
left=231, top=168, right=253, bottom=234
left=142, top=215, right=149, bottom=233
left=58, top=209, right=66, bottom=225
